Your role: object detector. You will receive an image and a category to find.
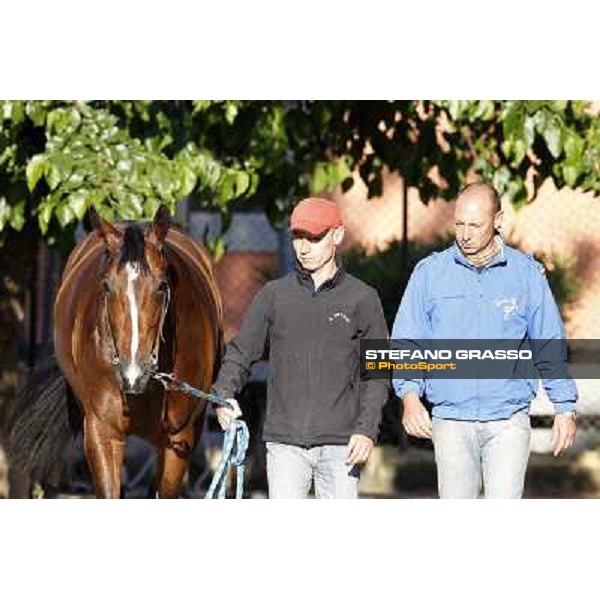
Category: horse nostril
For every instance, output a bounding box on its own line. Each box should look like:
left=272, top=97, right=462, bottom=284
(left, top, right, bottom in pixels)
left=121, top=376, right=145, bottom=394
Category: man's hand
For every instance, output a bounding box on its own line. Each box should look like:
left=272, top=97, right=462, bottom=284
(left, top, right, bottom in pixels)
left=346, top=434, right=374, bottom=466
left=402, top=392, right=433, bottom=439
left=215, top=398, right=242, bottom=431
left=551, top=412, right=577, bottom=457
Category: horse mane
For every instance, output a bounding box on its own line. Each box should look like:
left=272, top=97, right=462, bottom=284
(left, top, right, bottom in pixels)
left=118, top=224, right=149, bottom=272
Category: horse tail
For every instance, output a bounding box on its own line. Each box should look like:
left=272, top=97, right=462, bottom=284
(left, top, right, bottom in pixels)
left=4, top=354, right=82, bottom=481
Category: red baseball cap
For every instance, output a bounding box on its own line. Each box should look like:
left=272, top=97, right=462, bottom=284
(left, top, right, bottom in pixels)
left=290, top=197, right=342, bottom=235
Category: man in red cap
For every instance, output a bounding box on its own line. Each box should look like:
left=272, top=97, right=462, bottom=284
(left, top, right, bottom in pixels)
left=212, top=197, right=389, bottom=498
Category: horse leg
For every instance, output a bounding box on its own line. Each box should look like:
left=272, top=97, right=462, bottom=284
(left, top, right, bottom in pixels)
left=83, top=417, right=125, bottom=499
left=156, top=425, right=196, bottom=499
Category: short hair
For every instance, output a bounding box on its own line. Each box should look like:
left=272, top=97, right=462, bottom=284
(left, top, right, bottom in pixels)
left=457, top=182, right=501, bottom=213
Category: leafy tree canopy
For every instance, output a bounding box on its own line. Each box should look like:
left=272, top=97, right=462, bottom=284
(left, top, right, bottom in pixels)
left=1, top=100, right=599, bottom=247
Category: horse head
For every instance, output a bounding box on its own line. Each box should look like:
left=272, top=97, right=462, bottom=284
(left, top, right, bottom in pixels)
left=89, top=204, right=172, bottom=394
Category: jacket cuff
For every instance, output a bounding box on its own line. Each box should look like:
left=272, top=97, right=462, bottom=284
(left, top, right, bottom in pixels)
left=211, top=386, right=235, bottom=399
left=394, top=380, right=421, bottom=401
left=352, top=428, right=378, bottom=443
left=553, top=401, right=577, bottom=414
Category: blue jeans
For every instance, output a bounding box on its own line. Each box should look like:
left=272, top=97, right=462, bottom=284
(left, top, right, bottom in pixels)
left=266, top=442, right=360, bottom=499
left=432, top=410, right=531, bottom=499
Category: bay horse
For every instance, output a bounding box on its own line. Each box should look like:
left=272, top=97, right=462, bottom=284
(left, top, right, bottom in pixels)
left=6, top=205, right=223, bottom=498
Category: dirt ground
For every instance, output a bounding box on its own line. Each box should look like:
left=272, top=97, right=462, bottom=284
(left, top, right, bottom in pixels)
left=3, top=442, right=600, bottom=499
left=360, top=445, right=600, bottom=499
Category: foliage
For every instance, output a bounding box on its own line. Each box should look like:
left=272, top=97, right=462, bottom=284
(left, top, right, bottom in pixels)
left=1, top=100, right=600, bottom=248
left=0, top=101, right=255, bottom=246
left=434, top=100, right=600, bottom=206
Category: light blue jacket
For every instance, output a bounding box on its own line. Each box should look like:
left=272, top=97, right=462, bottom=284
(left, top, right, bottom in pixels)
left=391, top=242, right=577, bottom=420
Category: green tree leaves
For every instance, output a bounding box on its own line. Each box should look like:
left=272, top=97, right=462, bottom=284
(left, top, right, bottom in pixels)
left=434, top=100, right=600, bottom=205
left=6, top=199, right=26, bottom=230
left=1, top=100, right=599, bottom=247
left=4, top=102, right=257, bottom=236
left=25, top=155, right=46, bottom=191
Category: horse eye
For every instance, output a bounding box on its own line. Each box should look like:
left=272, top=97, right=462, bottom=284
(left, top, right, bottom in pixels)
left=157, top=281, right=169, bottom=294
left=102, top=279, right=112, bottom=293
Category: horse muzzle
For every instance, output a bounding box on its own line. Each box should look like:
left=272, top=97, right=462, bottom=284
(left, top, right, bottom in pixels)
left=114, top=356, right=158, bottom=395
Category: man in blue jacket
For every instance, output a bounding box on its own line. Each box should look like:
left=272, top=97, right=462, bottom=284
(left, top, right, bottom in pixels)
left=392, top=182, right=577, bottom=499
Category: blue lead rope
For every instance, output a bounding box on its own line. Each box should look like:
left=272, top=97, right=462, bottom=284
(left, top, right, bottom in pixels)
left=205, top=419, right=249, bottom=499
left=153, top=372, right=249, bottom=499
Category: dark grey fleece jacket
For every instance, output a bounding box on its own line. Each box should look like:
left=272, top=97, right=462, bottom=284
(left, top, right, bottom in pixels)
left=213, top=264, right=389, bottom=447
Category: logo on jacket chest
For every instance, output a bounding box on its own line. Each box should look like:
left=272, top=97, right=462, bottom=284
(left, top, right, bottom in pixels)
left=328, top=311, right=351, bottom=324
left=494, top=297, right=519, bottom=320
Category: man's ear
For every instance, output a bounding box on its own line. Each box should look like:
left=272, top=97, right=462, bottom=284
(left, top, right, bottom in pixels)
left=494, top=210, right=504, bottom=233
left=332, top=225, right=345, bottom=246
left=87, top=205, right=121, bottom=253
left=146, top=204, right=170, bottom=248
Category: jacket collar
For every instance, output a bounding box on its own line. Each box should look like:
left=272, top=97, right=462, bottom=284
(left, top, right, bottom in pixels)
left=295, top=257, right=346, bottom=292
left=452, top=237, right=507, bottom=269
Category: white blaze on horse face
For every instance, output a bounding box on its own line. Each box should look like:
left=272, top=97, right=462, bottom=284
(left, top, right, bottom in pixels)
left=124, top=262, right=142, bottom=386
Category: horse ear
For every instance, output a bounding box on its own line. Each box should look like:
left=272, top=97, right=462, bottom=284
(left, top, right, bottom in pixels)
left=87, top=205, right=121, bottom=252
left=146, top=204, right=170, bottom=247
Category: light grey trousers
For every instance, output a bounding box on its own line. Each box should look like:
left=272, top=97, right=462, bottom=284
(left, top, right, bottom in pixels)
left=432, top=410, right=531, bottom=499
left=266, top=442, right=360, bottom=499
